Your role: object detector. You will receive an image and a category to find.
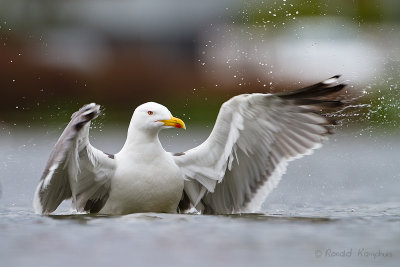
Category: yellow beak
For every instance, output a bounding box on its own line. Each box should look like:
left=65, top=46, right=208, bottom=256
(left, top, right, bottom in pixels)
left=159, top=116, right=186, bottom=129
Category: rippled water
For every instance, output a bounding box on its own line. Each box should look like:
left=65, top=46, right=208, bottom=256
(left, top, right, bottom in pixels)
left=0, top=127, right=399, bottom=266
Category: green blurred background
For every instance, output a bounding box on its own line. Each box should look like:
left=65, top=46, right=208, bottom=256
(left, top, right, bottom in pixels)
left=0, top=0, right=399, bottom=130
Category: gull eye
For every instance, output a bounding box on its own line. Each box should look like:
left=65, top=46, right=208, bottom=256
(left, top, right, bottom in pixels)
left=147, top=111, right=154, bottom=115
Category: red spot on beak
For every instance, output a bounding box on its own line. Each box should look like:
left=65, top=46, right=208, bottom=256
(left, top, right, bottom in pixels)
left=175, top=124, right=182, bottom=128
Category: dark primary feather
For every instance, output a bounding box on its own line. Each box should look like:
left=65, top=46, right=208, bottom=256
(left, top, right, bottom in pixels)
left=291, top=99, right=343, bottom=108
left=276, top=75, right=344, bottom=99
left=84, top=192, right=110, bottom=214
left=276, top=75, right=346, bottom=129
left=177, top=191, right=192, bottom=213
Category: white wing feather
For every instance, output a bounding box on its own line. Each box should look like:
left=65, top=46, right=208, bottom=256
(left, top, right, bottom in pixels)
left=33, top=103, right=115, bottom=214
left=174, top=76, right=345, bottom=214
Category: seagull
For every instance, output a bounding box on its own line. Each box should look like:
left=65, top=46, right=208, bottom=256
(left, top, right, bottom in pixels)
left=33, top=75, right=346, bottom=215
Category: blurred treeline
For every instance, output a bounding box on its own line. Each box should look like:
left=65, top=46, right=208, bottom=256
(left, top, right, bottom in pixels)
left=0, top=0, right=399, bottom=128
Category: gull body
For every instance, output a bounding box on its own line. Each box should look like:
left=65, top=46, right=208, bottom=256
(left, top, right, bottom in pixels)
left=100, top=131, right=184, bottom=214
left=33, top=76, right=347, bottom=215
left=99, top=103, right=185, bottom=214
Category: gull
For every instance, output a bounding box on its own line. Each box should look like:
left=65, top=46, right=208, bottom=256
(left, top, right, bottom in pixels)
left=33, top=75, right=346, bottom=215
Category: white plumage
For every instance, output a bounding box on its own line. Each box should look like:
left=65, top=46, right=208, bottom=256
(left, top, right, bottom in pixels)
left=33, top=76, right=346, bottom=215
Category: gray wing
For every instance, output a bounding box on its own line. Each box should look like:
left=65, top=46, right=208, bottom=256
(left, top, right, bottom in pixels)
left=174, top=75, right=346, bottom=214
left=33, top=103, right=116, bottom=214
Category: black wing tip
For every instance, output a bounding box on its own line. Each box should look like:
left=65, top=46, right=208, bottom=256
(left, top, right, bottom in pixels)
left=323, top=74, right=341, bottom=82
left=292, top=99, right=344, bottom=108
left=71, top=103, right=101, bottom=119
left=81, top=103, right=101, bottom=119
left=73, top=103, right=101, bottom=130
left=84, top=200, right=104, bottom=214
left=277, top=75, right=347, bottom=100
left=177, top=191, right=192, bottom=213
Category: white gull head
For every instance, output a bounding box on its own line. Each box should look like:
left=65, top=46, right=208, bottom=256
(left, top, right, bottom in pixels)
left=129, top=102, right=186, bottom=133
left=123, top=102, right=186, bottom=149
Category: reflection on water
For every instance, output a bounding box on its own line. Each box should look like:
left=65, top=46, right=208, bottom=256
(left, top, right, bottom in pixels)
left=45, top=212, right=337, bottom=224
left=0, top=129, right=399, bottom=267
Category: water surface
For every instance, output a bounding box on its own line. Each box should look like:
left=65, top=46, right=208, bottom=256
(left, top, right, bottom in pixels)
left=0, top=128, right=399, bottom=266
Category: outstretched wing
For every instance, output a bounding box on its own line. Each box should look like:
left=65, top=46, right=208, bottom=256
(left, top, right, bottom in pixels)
left=174, top=75, right=346, bottom=214
left=33, top=103, right=116, bottom=214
